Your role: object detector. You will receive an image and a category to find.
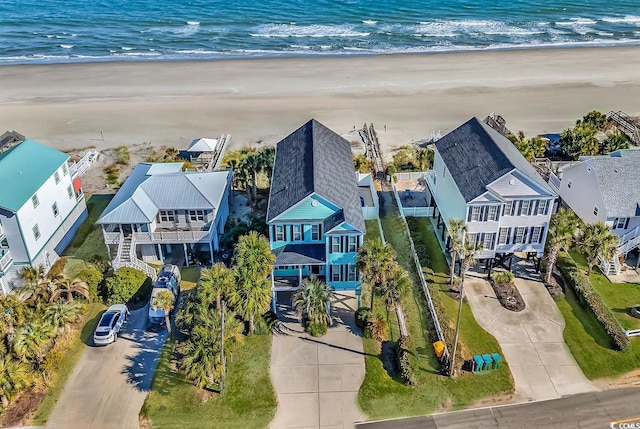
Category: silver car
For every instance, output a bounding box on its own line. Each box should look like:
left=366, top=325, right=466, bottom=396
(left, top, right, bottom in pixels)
left=93, top=304, right=129, bottom=345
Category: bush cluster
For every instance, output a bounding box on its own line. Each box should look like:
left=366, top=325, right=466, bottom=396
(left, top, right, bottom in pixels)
left=47, top=256, right=67, bottom=279
left=306, top=321, right=328, bottom=337
left=557, top=255, right=629, bottom=350
left=355, top=306, right=372, bottom=329
left=105, top=267, right=150, bottom=305
left=492, top=270, right=514, bottom=284
left=396, top=335, right=416, bottom=385
left=76, top=266, right=104, bottom=301
left=364, top=314, right=388, bottom=341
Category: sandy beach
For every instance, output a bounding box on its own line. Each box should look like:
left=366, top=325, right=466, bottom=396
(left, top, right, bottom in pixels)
left=1, top=46, right=640, bottom=157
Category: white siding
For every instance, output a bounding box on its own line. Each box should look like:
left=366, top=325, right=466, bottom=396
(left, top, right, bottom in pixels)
left=558, top=162, right=607, bottom=223
left=0, top=214, right=27, bottom=263
left=430, top=150, right=468, bottom=228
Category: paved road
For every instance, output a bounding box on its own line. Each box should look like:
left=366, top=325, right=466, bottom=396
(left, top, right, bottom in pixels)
left=46, top=305, right=168, bottom=429
left=357, top=387, right=640, bottom=428
left=464, top=256, right=595, bottom=401
left=269, top=292, right=367, bottom=429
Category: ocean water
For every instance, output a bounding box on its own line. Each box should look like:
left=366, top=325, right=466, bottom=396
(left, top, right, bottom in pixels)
left=1, top=0, right=640, bottom=64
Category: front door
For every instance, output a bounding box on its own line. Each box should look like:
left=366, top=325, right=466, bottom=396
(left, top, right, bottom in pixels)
left=122, top=224, right=133, bottom=236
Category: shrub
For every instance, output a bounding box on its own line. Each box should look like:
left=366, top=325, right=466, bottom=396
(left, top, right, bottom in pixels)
left=385, top=164, right=397, bottom=178
left=557, top=254, right=629, bottom=350
left=47, top=256, right=67, bottom=279
left=365, top=314, right=387, bottom=342
left=355, top=307, right=372, bottom=329
left=76, top=266, right=104, bottom=301
left=104, top=164, right=120, bottom=186
left=492, top=270, right=515, bottom=284
left=116, top=145, right=130, bottom=165
left=105, top=267, right=149, bottom=305
left=306, top=321, right=328, bottom=337
left=397, top=336, right=416, bottom=386
left=254, top=311, right=278, bottom=335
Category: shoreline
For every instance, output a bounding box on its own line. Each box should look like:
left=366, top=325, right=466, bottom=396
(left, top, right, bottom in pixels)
left=2, top=45, right=640, bottom=156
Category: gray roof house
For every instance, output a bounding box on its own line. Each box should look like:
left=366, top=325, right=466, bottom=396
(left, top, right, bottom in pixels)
left=556, top=150, right=640, bottom=275
left=98, top=162, right=231, bottom=273
left=267, top=119, right=370, bottom=305
left=425, top=117, right=557, bottom=269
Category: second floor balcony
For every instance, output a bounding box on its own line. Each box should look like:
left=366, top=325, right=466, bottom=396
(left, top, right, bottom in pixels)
left=0, top=249, right=13, bottom=273
left=103, top=222, right=213, bottom=245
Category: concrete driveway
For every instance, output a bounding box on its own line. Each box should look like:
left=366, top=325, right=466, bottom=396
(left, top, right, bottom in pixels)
left=46, top=305, right=168, bottom=429
left=270, top=292, right=366, bottom=429
left=463, top=256, right=596, bottom=402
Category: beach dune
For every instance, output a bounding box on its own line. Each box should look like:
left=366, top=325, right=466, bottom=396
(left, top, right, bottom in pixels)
left=1, top=46, right=640, bottom=155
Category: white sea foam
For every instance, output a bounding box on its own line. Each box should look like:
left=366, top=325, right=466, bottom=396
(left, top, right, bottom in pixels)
left=596, top=31, right=614, bottom=36
left=60, top=44, right=74, bottom=49
left=187, top=21, right=200, bottom=25
left=362, top=20, right=377, bottom=25
left=556, top=17, right=597, bottom=26
left=251, top=23, right=370, bottom=38
left=412, top=20, right=543, bottom=37
left=602, top=15, right=640, bottom=24
left=121, top=46, right=134, bottom=50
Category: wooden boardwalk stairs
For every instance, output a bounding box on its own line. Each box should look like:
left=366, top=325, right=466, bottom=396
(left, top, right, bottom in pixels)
left=359, top=123, right=392, bottom=191
left=606, top=111, right=640, bottom=146
left=483, top=114, right=513, bottom=138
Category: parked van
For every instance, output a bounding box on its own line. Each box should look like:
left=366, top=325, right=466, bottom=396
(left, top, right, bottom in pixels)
left=148, top=265, right=180, bottom=326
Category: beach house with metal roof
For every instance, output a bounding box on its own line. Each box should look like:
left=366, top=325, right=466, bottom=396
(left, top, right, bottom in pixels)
left=0, top=140, right=88, bottom=295
left=267, top=119, right=368, bottom=304
left=97, top=162, right=231, bottom=274
left=424, top=117, right=556, bottom=272
left=556, top=150, right=640, bottom=275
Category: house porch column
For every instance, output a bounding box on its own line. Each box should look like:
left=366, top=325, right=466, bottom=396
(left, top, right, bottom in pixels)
left=183, top=243, right=189, bottom=267
left=157, top=243, right=164, bottom=263
left=298, top=266, right=303, bottom=286
left=209, top=242, right=215, bottom=265
left=271, top=270, right=277, bottom=312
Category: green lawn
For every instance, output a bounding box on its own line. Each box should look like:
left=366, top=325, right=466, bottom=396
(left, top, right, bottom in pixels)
left=64, top=194, right=113, bottom=263
left=141, top=334, right=276, bottom=429
left=180, top=267, right=201, bottom=291
left=555, top=253, right=640, bottom=379
left=568, top=250, right=640, bottom=330
left=33, top=303, right=106, bottom=425
left=358, top=200, right=513, bottom=419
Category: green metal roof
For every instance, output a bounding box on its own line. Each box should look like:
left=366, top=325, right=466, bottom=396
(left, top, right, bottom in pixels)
left=0, top=140, right=69, bottom=212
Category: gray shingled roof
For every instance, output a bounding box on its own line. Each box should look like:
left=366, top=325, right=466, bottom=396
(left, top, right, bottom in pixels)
left=587, top=150, right=640, bottom=217
left=267, top=119, right=365, bottom=232
left=273, top=244, right=326, bottom=265
left=434, top=117, right=555, bottom=202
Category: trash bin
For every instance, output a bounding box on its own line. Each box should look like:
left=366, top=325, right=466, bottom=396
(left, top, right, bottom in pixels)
left=482, top=354, right=493, bottom=370
left=433, top=341, right=445, bottom=358
left=491, top=353, right=502, bottom=369
left=473, top=355, right=485, bottom=372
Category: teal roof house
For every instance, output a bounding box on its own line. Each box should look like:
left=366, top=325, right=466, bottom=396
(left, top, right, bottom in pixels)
left=97, top=163, right=232, bottom=276
left=0, top=140, right=88, bottom=295
left=267, top=119, right=372, bottom=308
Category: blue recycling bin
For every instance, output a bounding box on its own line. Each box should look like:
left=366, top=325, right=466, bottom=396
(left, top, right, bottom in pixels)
left=491, top=353, right=502, bottom=369
left=482, top=354, right=493, bottom=370
left=473, top=355, right=485, bottom=372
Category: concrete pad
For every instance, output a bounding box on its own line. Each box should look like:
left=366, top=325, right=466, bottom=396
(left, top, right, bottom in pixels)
left=319, top=392, right=365, bottom=427
left=500, top=342, right=544, bottom=366
left=270, top=393, right=320, bottom=429
left=523, top=316, right=565, bottom=343
left=519, top=364, right=560, bottom=400
left=485, top=316, right=530, bottom=342
left=272, top=335, right=319, bottom=367
left=319, top=363, right=366, bottom=392
left=271, top=364, right=319, bottom=393
left=546, top=365, right=598, bottom=397
left=533, top=342, right=580, bottom=366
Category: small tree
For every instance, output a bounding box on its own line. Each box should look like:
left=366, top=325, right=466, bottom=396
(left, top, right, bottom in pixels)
left=579, top=222, right=620, bottom=274
left=0, top=355, right=31, bottom=408
left=447, top=218, right=466, bottom=287
left=560, top=122, right=599, bottom=160
left=232, top=269, right=271, bottom=335
left=292, top=276, right=334, bottom=331
left=152, top=289, right=175, bottom=333
left=200, top=263, right=235, bottom=310
left=357, top=238, right=396, bottom=310
left=49, top=278, right=89, bottom=302
left=544, top=208, right=580, bottom=284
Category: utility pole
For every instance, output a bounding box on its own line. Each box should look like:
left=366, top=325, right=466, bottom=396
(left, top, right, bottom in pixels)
left=449, top=281, right=464, bottom=377
left=220, top=300, right=226, bottom=391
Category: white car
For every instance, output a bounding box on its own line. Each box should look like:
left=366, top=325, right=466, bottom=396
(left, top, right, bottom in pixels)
left=93, top=304, right=129, bottom=345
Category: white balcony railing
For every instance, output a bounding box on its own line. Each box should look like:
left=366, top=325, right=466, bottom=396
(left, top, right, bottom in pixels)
left=0, top=224, right=3, bottom=238
left=0, top=250, right=13, bottom=272
left=617, top=226, right=640, bottom=255
left=103, top=229, right=210, bottom=245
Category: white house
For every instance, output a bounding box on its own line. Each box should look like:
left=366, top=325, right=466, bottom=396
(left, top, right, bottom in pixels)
left=424, top=117, right=557, bottom=272
left=555, top=150, right=640, bottom=275
left=97, top=162, right=232, bottom=275
left=0, top=140, right=88, bottom=295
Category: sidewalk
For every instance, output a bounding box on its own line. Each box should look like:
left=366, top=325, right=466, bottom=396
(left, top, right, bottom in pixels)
left=463, top=256, right=596, bottom=402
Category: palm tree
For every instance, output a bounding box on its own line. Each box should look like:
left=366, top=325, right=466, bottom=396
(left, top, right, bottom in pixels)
left=292, top=276, right=334, bottom=328
left=45, top=301, right=83, bottom=333
left=415, top=148, right=433, bottom=171
left=238, top=150, right=261, bottom=204
left=579, top=222, right=620, bottom=274
left=231, top=268, right=272, bottom=335
left=544, top=208, right=580, bottom=284
left=0, top=355, right=31, bottom=407
left=447, top=218, right=466, bottom=287
left=17, top=265, right=46, bottom=301
left=377, top=266, right=410, bottom=313
left=0, top=296, right=26, bottom=344
left=49, top=277, right=89, bottom=302
left=200, top=263, right=235, bottom=310
left=257, top=146, right=276, bottom=184
left=233, top=231, right=275, bottom=281
left=13, top=319, right=55, bottom=365
left=152, top=289, right=175, bottom=333
left=356, top=238, right=396, bottom=309
left=601, top=130, right=629, bottom=154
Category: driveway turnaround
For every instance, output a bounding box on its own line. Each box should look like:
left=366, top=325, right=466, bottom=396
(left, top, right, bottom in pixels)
left=46, top=305, right=168, bottom=429
left=463, top=256, right=596, bottom=402
left=270, top=292, right=366, bottom=429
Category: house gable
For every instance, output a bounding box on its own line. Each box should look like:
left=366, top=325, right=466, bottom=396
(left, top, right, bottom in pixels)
left=270, top=194, right=339, bottom=222
left=486, top=169, right=554, bottom=199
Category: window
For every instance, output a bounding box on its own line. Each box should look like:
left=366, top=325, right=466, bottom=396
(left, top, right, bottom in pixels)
left=470, top=206, right=481, bottom=222
left=293, top=224, right=302, bottom=241
left=616, top=218, right=627, bottom=229
left=331, top=265, right=340, bottom=282
left=31, top=194, right=39, bottom=209
left=348, top=236, right=358, bottom=253
left=67, top=185, right=73, bottom=199
left=467, top=233, right=477, bottom=246
left=498, top=228, right=509, bottom=245
left=504, top=201, right=513, bottom=216
left=274, top=225, right=285, bottom=241
left=52, top=202, right=59, bottom=217
left=331, top=237, right=341, bottom=253
left=54, top=171, right=60, bottom=184
left=188, top=210, right=205, bottom=222
left=531, top=226, right=542, bottom=243
left=537, top=200, right=548, bottom=215
left=33, top=224, right=41, bottom=240
left=514, top=227, right=526, bottom=244
left=483, top=233, right=495, bottom=250
left=593, top=206, right=599, bottom=216
left=488, top=206, right=497, bottom=221
left=159, top=210, right=175, bottom=223
left=62, top=163, right=68, bottom=176
left=311, top=224, right=320, bottom=241
left=347, top=265, right=356, bottom=282
left=520, top=200, right=530, bottom=216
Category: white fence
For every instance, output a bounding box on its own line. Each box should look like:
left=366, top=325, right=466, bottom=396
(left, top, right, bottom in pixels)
left=69, top=151, right=99, bottom=177
left=395, top=171, right=427, bottom=181
left=400, top=207, right=434, bottom=217
left=625, top=329, right=640, bottom=337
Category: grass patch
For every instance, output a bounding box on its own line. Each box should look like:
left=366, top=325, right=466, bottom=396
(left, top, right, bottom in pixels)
left=33, top=303, right=106, bottom=424
left=64, top=194, right=113, bottom=263
left=358, top=199, right=513, bottom=419
left=180, top=267, right=201, bottom=291
left=568, top=250, right=640, bottom=330
left=142, top=335, right=276, bottom=429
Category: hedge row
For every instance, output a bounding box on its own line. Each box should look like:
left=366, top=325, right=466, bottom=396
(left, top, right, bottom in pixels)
left=397, top=336, right=416, bottom=385
left=557, top=254, right=630, bottom=351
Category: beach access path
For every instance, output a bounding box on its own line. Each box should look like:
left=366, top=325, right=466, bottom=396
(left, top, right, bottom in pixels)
left=463, top=256, right=596, bottom=402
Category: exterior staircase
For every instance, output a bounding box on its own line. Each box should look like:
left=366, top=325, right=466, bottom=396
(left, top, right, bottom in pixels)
left=111, top=232, right=157, bottom=281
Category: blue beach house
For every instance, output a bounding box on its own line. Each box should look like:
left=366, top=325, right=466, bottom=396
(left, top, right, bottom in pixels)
left=267, top=119, right=369, bottom=308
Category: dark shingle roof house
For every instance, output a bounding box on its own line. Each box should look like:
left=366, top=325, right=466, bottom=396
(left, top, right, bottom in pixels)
left=267, top=119, right=365, bottom=232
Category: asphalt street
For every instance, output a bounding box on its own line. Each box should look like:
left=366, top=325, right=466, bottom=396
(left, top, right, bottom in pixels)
left=357, top=387, right=640, bottom=429
left=46, top=305, right=168, bottom=429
